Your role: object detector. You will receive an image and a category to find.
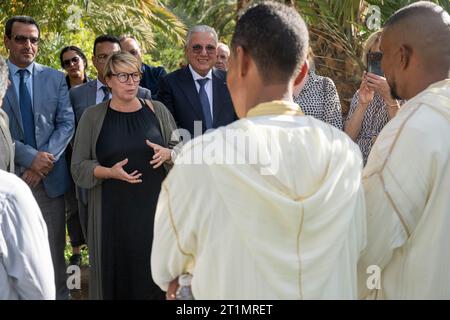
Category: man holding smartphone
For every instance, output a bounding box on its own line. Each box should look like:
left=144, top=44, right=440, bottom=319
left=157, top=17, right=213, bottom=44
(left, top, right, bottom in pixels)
left=358, top=1, right=450, bottom=299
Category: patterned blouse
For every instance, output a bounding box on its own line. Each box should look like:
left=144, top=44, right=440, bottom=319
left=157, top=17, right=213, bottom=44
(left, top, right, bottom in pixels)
left=345, top=91, right=390, bottom=165
left=293, top=70, right=343, bottom=130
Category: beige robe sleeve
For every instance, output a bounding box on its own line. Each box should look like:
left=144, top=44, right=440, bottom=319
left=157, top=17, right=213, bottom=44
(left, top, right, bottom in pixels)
left=151, top=180, right=197, bottom=292
left=357, top=119, right=434, bottom=298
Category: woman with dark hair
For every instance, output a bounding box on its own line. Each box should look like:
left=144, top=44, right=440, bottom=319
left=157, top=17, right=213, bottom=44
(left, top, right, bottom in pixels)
left=60, top=46, right=90, bottom=267
left=60, top=46, right=90, bottom=89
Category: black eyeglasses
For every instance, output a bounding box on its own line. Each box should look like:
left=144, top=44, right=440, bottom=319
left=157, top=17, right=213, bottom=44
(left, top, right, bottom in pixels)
left=111, top=72, right=142, bottom=83
left=191, top=44, right=216, bottom=54
left=62, top=56, right=81, bottom=68
left=12, top=35, right=39, bottom=45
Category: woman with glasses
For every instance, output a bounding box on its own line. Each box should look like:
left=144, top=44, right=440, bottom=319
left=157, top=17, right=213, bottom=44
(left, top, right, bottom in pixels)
left=60, top=46, right=90, bottom=89
left=344, top=30, right=401, bottom=165
left=71, top=52, right=181, bottom=300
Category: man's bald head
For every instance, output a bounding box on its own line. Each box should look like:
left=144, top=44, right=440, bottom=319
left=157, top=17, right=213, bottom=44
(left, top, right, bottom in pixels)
left=380, top=2, right=450, bottom=99
left=384, top=2, right=450, bottom=70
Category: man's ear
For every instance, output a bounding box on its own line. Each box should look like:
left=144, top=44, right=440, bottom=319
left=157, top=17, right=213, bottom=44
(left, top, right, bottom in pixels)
left=399, top=44, right=412, bottom=70
left=236, top=46, right=250, bottom=78
left=293, top=61, right=309, bottom=87
left=4, top=34, right=10, bottom=51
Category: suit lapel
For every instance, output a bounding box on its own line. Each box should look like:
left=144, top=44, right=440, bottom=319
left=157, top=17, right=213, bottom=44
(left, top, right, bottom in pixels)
left=5, top=72, right=23, bottom=134
left=88, top=80, right=97, bottom=107
left=178, top=67, right=204, bottom=120
left=32, top=63, right=44, bottom=122
left=212, top=69, right=225, bottom=126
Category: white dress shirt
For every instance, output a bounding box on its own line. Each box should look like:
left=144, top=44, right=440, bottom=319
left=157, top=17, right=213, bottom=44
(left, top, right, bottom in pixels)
left=96, top=79, right=110, bottom=104
left=189, top=65, right=214, bottom=121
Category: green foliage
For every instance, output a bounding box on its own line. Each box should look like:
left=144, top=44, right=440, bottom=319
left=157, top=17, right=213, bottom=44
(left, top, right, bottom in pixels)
left=165, top=0, right=237, bottom=43
left=64, top=238, right=89, bottom=266
left=0, top=0, right=186, bottom=73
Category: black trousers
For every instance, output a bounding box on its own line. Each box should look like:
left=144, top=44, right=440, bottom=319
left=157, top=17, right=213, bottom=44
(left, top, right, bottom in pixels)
left=65, top=181, right=86, bottom=247
left=32, top=183, right=69, bottom=300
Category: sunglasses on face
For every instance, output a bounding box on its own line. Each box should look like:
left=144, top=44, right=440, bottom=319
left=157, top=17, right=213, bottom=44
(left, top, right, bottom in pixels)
left=62, top=56, right=81, bottom=68
left=191, top=44, right=216, bottom=54
left=12, top=35, right=39, bottom=45
left=111, top=72, right=142, bottom=83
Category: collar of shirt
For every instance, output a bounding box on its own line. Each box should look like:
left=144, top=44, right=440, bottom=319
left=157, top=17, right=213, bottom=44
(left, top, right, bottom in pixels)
left=189, top=65, right=212, bottom=82
left=95, top=78, right=110, bottom=104
left=7, top=60, right=34, bottom=77
left=6, top=60, right=34, bottom=105
left=96, top=78, right=108, bottom=92
left=188, top=65, right=214, bottom=120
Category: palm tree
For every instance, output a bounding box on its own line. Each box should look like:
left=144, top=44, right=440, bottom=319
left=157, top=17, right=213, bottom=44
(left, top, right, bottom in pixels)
left=0, top=0, right=186, bottom=70
left=294, top=0, right=449, bottom=113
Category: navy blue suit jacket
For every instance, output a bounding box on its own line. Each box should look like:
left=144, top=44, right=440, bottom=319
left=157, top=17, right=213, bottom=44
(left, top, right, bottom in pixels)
left=157, top=66, right=236, bottom=137
left=140, top=63, right=166, bottom=100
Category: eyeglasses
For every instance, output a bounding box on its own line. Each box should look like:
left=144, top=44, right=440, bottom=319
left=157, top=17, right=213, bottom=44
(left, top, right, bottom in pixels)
left=12, top=35, right=39, bottom=45
left=111, top=72, right=142, bottom=83
left=95, top=54, right=109, bottom=64
left=62, top=56, right=81, bottom=68
left=191, top=44, right=216, bottom=54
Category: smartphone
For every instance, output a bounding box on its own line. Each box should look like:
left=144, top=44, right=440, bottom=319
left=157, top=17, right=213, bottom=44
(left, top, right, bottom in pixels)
left=366, top=52, right=384, bottom=76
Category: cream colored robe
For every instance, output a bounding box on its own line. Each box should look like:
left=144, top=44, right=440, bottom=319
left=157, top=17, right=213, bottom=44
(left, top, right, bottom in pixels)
left=152, top=101, right=366, bottom=299
left=358, top=80, right=450, bottom=299
left=0, top=108, right=14, bottom=173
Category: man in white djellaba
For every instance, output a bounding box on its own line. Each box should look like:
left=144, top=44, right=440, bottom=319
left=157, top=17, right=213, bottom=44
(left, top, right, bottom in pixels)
left=357, top=1, right=450, bottom=299
left=152, top=1, right=366, bottom=300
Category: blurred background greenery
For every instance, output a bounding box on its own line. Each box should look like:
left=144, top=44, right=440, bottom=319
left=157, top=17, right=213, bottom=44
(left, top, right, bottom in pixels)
left=1, top=0, right=449, bottom=111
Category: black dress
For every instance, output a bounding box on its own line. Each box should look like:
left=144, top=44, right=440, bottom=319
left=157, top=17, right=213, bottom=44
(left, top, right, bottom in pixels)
left=96, top=100, right=166, bottom=300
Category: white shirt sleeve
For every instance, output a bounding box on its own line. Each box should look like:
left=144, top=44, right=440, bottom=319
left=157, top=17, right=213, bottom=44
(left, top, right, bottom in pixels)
left=0, top=172, right=55, bottom=300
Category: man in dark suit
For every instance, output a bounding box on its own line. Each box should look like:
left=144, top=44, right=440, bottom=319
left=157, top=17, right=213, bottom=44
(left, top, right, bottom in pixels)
left=3, top=15, right=75, bottom=300
left=157, top=25, right=236, bottom=138
left=119, top=34, right=166, bottom=100
left=69, top=35, right=151, bottom=238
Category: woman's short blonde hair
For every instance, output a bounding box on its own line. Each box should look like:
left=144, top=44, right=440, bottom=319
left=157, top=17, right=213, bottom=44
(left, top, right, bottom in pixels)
left=362, top=29, right=383, bottom=67
left=103, top=51, right=142, bottom=79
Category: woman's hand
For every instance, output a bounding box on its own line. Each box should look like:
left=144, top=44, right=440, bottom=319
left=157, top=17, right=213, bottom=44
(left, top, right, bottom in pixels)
left=365, top=72, right=393, bottom=102
left=358, top=73, right=375, bottom=105
left=110, top=158, right=142, bottom=183
left=146, top=140, right=172, bottom=169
